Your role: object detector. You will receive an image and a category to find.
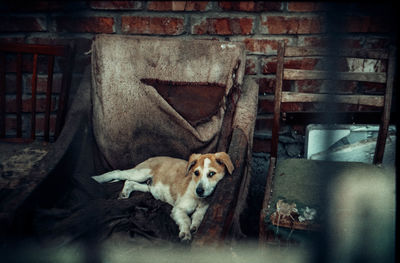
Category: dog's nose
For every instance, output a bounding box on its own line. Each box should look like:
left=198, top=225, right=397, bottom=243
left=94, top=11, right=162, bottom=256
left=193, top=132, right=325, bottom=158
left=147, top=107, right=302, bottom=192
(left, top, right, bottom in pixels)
left=196, top=186, right=204, bottom=197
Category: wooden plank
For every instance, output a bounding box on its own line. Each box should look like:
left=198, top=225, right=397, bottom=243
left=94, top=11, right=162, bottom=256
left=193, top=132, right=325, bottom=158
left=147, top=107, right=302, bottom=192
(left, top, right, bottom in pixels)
left=281, top=92, right=384, bottom=107
left=0, top=43, right=66, bottom=56
left=374, top=45, right=396, bottom=164
left=283, top=69, right=387, bottom=83
left=16, top=53, right=22, bottom=138
left=285, top=46, right=388, bottom=59
left=44, top=55, right=55, bottom=142
left=0, top=52, right=5, bottom=137
left=30, top=54, right=38, bottom=140
left=284, top=112, right=396, bottom=125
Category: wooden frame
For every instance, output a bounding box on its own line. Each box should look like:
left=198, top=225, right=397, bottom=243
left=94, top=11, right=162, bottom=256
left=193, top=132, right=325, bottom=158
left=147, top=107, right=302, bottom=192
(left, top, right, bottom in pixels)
left=0, top=42, right=74, bottom=142
left=259, top=41, right=396, bottom=242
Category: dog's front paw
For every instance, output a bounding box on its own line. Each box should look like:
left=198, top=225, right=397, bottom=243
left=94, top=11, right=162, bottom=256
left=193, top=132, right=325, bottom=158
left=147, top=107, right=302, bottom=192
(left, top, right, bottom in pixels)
left=118, top=192, right=130, bottom=199
left=179, top=230, right=192, bottom=242
left=190, top=225, right=198, bottom=234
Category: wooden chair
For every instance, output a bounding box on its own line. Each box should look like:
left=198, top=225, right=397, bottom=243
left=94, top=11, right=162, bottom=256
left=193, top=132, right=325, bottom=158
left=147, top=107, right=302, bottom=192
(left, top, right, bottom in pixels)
left=259, top=41, right=396, bottom=243
left=0, top=43, right=74, bottom=143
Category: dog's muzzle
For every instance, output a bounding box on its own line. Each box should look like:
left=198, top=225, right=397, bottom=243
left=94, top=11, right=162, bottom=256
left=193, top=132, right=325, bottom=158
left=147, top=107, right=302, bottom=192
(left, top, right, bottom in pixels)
left=196, top=185, right=205, bottom=198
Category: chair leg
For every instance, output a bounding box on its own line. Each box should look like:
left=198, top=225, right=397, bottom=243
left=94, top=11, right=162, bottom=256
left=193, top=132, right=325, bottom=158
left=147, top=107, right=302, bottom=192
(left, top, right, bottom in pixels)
left=259, top=156, right=276, bottom=243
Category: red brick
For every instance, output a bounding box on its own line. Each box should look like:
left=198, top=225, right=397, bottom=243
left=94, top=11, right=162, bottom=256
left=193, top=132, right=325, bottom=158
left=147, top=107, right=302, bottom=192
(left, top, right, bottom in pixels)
left=5, top=55, right=49, bottom=74
left=5, top=117, right=16, bottom=134
left=295, top=80, right=324, bottom=93
left=6, top=96, right=57, bottom=113
left=0, top=16, right=46, bottom=32
left=5, top=75, right=16, bottom=93
left=35, top=115, right=57, bottom=134
left=362, top=82, right=385, bottom=95
left=255, top=115, right=273, bottom=131
left=258, top=77, right=291, bottom=94
left=260, top=15, right=323, bottom=34
left=90, top=1, right=143, bottom=10
left=219, top=1, right=282, bottom=12
left=3, top=1, right=70, bottom=12
left=282, top=102, right=305, bottom=112
left=261, top=57, right=319, bottom=74
left=121, top=16, right=184, bottom=35
left=296, top=80, right=358, bottom=94
left=252, top=137, right=271, bottom=153
left=25, top=74, right=63, bottom=94
left=55, top=16, right=115, bottom=33
left=4, top=115, right=56, bottom=136
left=148, top=1, right=209, bottom=11
left=345, top=15, right=390, bottom=33
left=192, top=17, right=254, bottom=35
left=297, top=36, right=327, bottom=47
left=258, top=96, right=274, bottom=114
left=245, top=58, right=257, bottom=75
left=287, top=2, right=326, bottom=12
left=244, top=38, right=293, bottom=55
left=298, top=36, right=365, bottom=49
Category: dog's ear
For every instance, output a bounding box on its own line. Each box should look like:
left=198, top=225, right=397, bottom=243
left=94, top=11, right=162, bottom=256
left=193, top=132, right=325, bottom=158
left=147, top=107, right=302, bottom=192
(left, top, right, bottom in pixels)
left=186, top=153, right=201, bottom=176
left=215, top=152, right=234, bottom=175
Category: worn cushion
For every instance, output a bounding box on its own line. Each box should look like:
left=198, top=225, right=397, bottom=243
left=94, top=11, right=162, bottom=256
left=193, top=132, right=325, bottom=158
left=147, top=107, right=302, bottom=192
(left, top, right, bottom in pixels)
left=91, top=35, right=246, bottom=169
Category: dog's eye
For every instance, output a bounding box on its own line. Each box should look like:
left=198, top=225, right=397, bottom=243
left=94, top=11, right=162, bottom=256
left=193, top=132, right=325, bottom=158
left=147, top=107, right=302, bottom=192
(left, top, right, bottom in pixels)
left=208, top=171, right=216, bottom=178
left=194, top=171, right=200, bottom=176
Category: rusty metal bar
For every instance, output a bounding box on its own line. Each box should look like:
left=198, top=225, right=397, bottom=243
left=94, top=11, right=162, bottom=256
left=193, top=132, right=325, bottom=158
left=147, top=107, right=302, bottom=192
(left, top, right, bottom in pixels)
left=44, top=55, right=55, bottom=141
left=30, top=53, right=38, bottom=140
left=270, top=41, right=285, bottom=159
left=259, top=41, right=285, bottom=243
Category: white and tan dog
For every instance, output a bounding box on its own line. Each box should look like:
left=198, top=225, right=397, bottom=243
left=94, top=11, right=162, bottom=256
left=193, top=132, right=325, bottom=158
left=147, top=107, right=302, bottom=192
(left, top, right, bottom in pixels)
left=92, top=152, right=234, bottom=241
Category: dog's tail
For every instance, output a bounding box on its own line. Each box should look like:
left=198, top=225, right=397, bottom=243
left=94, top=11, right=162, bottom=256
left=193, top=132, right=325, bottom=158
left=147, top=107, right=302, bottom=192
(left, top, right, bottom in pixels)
left=92, top=168, right=152, bottom=184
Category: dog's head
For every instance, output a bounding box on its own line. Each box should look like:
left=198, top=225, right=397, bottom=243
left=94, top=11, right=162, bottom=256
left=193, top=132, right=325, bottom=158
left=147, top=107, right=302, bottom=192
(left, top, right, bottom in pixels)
left=186, top=152, right=234, bottom=198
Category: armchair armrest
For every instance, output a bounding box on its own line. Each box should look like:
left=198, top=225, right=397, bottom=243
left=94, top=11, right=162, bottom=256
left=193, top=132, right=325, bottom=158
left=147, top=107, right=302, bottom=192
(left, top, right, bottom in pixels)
left=193, top=77, right=258, bottom=245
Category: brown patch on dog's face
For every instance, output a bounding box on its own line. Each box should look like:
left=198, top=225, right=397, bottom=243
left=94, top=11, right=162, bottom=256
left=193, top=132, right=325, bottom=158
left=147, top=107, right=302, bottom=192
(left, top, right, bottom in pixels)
left=186, top=152, right=234, bottom=198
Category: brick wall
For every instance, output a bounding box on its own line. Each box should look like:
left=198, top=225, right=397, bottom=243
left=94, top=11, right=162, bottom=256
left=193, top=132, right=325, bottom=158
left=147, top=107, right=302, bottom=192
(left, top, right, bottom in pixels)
left=0, top=1, right=397, bottom=150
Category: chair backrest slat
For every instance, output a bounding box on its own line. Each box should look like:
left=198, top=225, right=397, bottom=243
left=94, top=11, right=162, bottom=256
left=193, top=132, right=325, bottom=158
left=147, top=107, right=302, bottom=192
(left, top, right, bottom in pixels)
left=284, top=69, right=386, bottom=83
left=30, top=53, right=38, bottom=140
left=285, top=46, right=388, bottom=59
left=44, top=55, right=55, bottom=142
left=16, top=53, right=22, bottom=138
left=0, top=52, right=5, bottom=137
left=282, top=92, right=384, bottom=107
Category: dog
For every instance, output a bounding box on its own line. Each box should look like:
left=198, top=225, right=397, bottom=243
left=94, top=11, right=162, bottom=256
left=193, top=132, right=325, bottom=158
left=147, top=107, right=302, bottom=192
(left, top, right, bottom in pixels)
left=92, top=152, right=234, bottom=241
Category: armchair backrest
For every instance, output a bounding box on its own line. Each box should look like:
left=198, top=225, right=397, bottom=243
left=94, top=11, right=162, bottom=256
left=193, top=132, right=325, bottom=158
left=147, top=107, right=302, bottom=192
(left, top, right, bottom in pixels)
left=91, top=35, right=246, bottom=169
